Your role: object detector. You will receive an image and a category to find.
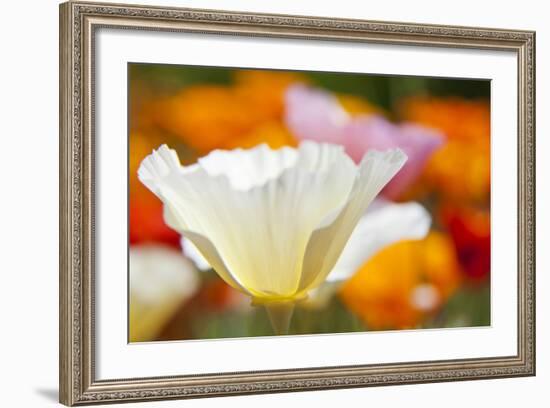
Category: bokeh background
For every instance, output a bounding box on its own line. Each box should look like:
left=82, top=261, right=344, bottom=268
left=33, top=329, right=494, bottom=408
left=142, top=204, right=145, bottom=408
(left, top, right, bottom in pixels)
left=128, top=63, right=490, bottom=342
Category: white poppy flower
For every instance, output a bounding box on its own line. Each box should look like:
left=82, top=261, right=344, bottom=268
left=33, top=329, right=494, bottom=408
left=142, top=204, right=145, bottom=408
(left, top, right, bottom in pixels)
left=183, top=198, right=431, bottom=280
left=139, top=142, right=406, bottom=333
left=129, top=244, right=200, bottom=342
left=327, top=198, right=431, bottom=282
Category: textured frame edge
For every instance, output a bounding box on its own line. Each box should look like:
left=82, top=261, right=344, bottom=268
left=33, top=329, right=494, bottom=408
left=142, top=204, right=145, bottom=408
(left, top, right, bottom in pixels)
left=60, top=2, right=75, bottom=405
left=59, top=1, right=535, bottom=405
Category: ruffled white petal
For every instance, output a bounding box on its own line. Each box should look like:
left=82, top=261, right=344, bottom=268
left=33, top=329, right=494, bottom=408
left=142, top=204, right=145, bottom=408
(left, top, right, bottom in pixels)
left=326, top=199, right=431, bottom=282
left=197, top=144, right=297, bottom=190
left=137, top=144, right=189, bottom=197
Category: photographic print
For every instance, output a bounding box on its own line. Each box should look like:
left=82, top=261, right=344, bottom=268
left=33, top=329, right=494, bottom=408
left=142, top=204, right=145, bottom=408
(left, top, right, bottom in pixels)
left=60, top=3, right=535, bottom=404
left=128, top=64, right=491, bottom=342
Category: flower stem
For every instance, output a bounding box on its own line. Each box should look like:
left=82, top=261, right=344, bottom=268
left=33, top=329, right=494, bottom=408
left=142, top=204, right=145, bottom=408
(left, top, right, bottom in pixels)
left=264, top=302, right=295, bottom=335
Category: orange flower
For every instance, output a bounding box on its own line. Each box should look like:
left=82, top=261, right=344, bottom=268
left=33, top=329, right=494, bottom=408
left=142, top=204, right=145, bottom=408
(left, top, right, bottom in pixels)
left=425, top=140, right=490, bottom=202
left=233, top=69, right=306, bottom=119
left=151, top=85, right=260, bottom=152
left=128, top=78, right=158, bottom=132
left=129, top=131, right=167, bottom=196
left=399, top=97, right=490, bottom=202
left=150, top=70, right=305, bottom=153
left=223, top=121, right=297, bottom=150
left=400, top=97, right=490, bottom=145
left=339, top=231, right=462, bottom=330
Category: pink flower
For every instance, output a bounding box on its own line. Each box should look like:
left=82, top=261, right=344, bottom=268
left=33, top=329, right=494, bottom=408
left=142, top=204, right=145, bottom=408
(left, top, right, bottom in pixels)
left=284, top=85, right=443, bottom=199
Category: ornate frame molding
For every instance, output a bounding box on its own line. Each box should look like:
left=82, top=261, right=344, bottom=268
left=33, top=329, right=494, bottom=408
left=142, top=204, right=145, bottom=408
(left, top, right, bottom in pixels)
left=59, top=1, right=535, bottom=405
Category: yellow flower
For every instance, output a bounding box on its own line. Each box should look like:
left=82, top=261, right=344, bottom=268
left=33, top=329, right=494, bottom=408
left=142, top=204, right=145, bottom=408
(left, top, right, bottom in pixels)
left=339, top=231, right=461, bottom=330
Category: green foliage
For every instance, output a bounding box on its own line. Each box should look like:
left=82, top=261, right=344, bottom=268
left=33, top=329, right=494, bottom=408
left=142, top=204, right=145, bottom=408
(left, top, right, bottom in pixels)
left=129, top=63, right=490, bottom=110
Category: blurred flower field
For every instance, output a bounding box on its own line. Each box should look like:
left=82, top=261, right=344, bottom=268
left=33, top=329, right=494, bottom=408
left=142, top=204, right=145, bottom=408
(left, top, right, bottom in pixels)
left=128, top=64, right=491, bottom=342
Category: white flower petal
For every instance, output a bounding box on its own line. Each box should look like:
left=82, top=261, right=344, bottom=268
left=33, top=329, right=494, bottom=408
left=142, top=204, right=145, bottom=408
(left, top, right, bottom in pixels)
left=163, top=203, right=251, bottom=295
left=326, top=199, right=431, bottom=281
left=297, top=149, right=408, bottom=292
left=181, top=236, right=211, bottom=270
left=137, top=144, right=190, bottom=197
left=197, top=144, right=297, bottom=190
left=129, top=244, right=199, bottom=305
left=139, top=146, right=251, bottom=294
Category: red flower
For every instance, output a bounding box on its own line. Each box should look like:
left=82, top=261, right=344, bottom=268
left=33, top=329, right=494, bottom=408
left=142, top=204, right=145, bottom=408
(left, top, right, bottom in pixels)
left=441, top=206, right=490, bottom=282
left=129, top=198, right=181, bottom=248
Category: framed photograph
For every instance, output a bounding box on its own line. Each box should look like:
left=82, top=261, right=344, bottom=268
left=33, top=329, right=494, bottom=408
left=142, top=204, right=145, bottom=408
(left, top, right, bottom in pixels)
left=59, top=1, right=535, bottom=405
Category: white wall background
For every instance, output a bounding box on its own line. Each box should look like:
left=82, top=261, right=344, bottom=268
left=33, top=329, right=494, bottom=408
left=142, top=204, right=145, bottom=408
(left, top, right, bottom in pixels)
left=0, top=0, right=546, bottom=407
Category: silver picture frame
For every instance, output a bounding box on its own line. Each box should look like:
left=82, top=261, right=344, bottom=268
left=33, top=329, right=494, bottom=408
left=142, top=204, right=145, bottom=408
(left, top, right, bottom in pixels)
left=59, top=1, right=535, bottom=405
